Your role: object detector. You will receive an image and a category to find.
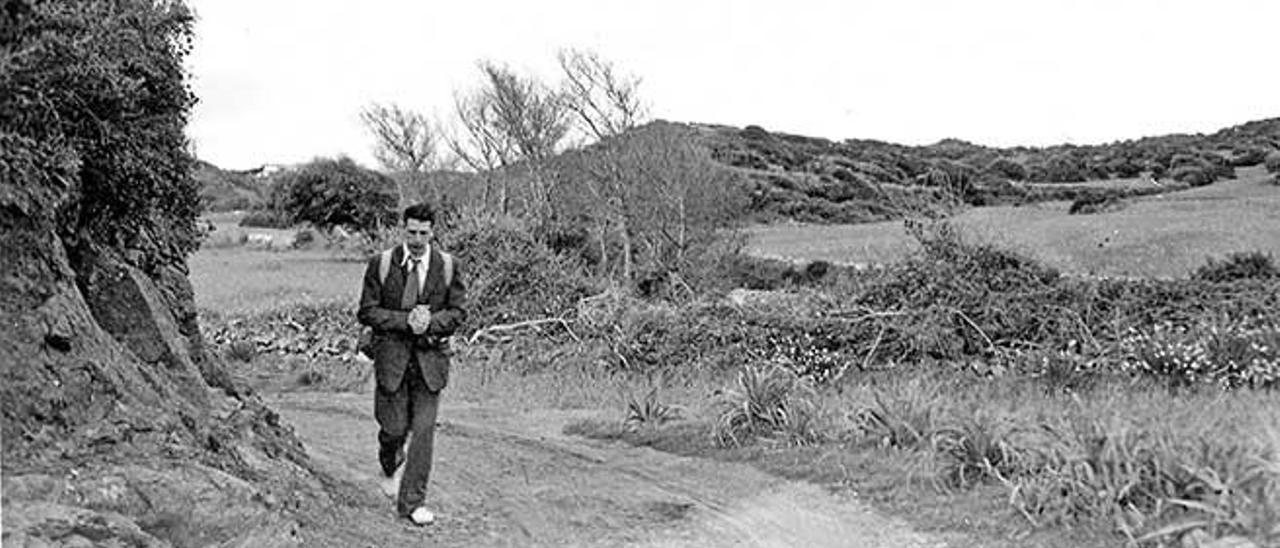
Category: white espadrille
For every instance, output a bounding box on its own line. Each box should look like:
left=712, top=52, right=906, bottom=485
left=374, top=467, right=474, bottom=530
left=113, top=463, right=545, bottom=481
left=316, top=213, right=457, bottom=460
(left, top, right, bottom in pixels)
left=409, top=506, right=435, bottom=526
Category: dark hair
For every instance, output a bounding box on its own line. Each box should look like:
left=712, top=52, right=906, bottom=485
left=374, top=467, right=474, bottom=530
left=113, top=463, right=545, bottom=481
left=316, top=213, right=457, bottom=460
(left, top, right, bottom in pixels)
left=402, top=202, right=436, bottom=224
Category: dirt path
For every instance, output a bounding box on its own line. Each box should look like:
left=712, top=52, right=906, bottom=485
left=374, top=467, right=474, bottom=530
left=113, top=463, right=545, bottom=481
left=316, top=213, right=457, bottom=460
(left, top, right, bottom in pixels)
left=271, top=391, right=952, bottom=547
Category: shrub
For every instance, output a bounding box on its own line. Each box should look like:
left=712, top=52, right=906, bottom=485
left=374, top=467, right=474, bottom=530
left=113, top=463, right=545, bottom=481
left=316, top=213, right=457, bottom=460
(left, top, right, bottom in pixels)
left=442, top=212, right=598, bottom=332
left=1265, top=152, right=1280, bottom=174
left=275, top=157, right=398, bottom=235
left=1170, top=165, right=1213, bottom=187
left=1068, top=191, right=1126, bottom=215
left=1228, top=147, right=1268, bottom=167
left=238, top=209, right=293, bottom=229
left=986, top=157, right=1029, bottom=181
left=1122, top=320, right=1280, bottom=389
left=741, top=125, right=772, bottom=141
left=4, top=0, right=202, bottom=262
left=1028, top=154, right=1086, bottom=183
left=1193, top=252, right=1280, bottom=282
left=224, top=340, right=257, bottom=363
left=1107, top=158, right=1144, bottom=179
left=291, top=228, right=318, bottom=249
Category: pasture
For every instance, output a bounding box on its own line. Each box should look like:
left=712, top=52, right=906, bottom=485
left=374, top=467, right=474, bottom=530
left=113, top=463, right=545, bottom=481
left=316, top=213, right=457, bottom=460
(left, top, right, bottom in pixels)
left=747, top=166, right=1280, bottom=278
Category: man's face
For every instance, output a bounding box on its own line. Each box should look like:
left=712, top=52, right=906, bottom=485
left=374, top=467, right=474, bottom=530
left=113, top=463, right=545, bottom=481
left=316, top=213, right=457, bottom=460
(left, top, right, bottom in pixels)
left=404, top=219, right=433, bottom=257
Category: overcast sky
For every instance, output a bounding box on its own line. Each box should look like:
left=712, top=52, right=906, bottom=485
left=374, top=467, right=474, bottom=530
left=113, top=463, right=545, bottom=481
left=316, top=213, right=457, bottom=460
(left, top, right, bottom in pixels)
left=186, top=0, right=1280, bottom=170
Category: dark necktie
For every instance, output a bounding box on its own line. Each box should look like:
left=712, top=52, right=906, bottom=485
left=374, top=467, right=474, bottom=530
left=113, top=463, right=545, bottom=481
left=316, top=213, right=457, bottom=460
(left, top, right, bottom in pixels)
left=400, top=259, right=421, bottom=309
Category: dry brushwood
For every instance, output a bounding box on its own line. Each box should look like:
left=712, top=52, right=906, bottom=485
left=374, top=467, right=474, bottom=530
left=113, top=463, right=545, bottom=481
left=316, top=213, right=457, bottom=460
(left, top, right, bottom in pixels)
left=468, top=317, right=580, bottom=345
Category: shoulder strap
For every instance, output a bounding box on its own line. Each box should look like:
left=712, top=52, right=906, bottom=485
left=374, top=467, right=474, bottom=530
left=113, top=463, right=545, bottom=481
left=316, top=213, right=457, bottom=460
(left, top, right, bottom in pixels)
left=379, top=247, right=451, bottom=286
left=377, top=248, right=394, bottom=284
left=441, top=251, right=453, bottom=287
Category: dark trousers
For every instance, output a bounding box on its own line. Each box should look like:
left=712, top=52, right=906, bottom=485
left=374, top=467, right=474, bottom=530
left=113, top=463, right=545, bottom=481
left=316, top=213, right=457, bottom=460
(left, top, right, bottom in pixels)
left=375, top=359, right=441, bottom=515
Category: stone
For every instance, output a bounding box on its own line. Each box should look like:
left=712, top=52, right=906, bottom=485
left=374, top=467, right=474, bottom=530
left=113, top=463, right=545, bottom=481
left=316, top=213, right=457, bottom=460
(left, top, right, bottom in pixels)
left=0, top=501, right=168, bottom=548
left=79, top=249, right=208, bottom=409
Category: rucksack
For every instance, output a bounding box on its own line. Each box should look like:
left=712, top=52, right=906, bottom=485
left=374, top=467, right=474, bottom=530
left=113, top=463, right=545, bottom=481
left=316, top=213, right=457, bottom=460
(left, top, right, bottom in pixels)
left=357, top=248, right=454, bottom=359
left=374, top=247, right=453, bottom=288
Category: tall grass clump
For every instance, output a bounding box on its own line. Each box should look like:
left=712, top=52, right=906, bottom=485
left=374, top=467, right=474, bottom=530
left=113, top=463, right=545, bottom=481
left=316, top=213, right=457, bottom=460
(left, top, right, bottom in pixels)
left=851, top=377, right=949, bottom=451
left=713, top=361, right=822, bottom=447
left=933, top=410, right=1028, bottom=490
left=997, top=389, right=1280, bottom=545
left=1192, top=251, right=1279, bottom=283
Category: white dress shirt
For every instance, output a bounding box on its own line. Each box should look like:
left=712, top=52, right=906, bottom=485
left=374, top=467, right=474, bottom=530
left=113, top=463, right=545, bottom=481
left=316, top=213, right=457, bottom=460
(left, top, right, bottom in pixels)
left=400, top=243, right=430, bottom=294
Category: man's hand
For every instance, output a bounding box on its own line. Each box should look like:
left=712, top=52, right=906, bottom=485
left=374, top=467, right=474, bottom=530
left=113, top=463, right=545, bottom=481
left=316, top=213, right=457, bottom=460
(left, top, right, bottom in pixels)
left=408, top=305, right=432, bottom=334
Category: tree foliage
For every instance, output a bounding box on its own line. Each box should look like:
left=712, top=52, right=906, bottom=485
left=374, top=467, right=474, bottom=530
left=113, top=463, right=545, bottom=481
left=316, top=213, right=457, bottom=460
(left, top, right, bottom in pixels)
left=273, top=157, right=398, bottom=234
left=1, top=0, right=201, bottom=263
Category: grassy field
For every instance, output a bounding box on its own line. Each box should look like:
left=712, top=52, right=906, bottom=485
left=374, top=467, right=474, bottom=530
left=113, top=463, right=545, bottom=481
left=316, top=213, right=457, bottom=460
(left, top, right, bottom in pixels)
left=189, top=248, right=364, bottom=315
left=747, top=166, right=1280, bottom=278
left=191, top=169, right=1280, bottom=547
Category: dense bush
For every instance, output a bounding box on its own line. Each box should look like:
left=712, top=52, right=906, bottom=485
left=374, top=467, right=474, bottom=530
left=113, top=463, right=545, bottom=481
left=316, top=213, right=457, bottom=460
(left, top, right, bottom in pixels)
left=1265, top=151, right=1280, bottom=174
left=1192, top=251, right=1279, bottom=282
left=719, top=255, right=836, bottom=290
left=1169, top=165, right=1212, bottom=187
left=442, top=212, right=599, bottom=331
left=273, top=157, right=398, bottom=234
left=1028, top=154, right=1087, bottom=182
left=1067, top=191, right=1125, bottom=215
left=985, top=157, right=1029, bottom=181
left=238, top=209, right=293, bottom=229
left=1106, top=158, right=1144, bottom=178
left=2, top=0, right=201, bottom=263
left=1228, top=146, right=1268, bottom=167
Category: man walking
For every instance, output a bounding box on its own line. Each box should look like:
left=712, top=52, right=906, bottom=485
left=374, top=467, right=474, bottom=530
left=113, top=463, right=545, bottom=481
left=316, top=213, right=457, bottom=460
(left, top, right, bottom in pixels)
left=357, top=202, right=467, bottom=525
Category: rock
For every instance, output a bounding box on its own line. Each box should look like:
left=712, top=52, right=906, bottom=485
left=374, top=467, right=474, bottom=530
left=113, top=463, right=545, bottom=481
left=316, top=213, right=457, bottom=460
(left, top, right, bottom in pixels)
left=1, top=501, right=168, bottom=548
left=78, top=248, right=209, bottom=409
left=2, top=171, right=322, bottom=548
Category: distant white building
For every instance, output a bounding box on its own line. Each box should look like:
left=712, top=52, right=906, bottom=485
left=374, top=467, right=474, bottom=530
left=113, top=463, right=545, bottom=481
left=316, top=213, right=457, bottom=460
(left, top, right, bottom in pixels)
left=256, top=163, right=290, bottom=178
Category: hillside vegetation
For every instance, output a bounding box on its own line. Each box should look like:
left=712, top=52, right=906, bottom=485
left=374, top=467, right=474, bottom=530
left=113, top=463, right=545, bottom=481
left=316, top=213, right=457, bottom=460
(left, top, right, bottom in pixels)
left=702, top=117, right=1280, bottom=223
left=203, top=117, right=1280, bottom=228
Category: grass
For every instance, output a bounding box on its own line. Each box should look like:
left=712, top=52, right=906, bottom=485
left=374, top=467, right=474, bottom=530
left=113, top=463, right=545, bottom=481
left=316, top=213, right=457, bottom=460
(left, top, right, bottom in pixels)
left=747, top=166, right=1280, bottom=278
left=189, top=171, right=1280, bottom=546
left=189, top=247, right=364, bottom=315
left=568, top=364, right=1280, bottom=547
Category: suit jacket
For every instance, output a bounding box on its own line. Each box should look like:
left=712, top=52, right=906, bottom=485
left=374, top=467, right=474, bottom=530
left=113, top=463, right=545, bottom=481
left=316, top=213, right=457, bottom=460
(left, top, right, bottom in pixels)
left=357, top=245, right=467, bottom=392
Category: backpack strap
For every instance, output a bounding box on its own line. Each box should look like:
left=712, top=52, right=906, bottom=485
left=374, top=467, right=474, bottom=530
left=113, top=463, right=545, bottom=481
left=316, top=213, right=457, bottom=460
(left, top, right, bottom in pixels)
left=379, top=247, right=453, bottom=287
left=441, top=251, right=454, bottom=288
left=377, top=248, right=393, bottom=284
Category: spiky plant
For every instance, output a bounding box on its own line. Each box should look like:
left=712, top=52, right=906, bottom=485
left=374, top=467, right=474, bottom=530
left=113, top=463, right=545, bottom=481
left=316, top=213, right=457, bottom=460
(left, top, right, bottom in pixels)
left=713, top=362, right=819, bottom=447
left=623, top=385, right=676, bottom=431
left=934, top=412, right=1026, bottom=490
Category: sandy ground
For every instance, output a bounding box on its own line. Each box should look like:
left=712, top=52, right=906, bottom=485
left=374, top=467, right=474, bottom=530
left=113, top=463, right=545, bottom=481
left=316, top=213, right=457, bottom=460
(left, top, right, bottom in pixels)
left=270, top=390, right=953, bottom=548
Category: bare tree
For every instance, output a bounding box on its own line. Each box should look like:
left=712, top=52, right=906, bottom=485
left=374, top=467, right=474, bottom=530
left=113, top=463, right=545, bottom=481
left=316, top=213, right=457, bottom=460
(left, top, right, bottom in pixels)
left=359, top=102, right=442, bottom=206
left=557, top=47, right=648, bottom=141
left=447, top=60, right=569, bottom=219
left=559, top=122, right=743, bottom=286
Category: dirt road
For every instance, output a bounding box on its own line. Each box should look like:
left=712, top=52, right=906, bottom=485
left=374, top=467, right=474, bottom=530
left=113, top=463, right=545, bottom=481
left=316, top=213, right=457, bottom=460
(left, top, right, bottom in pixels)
left=271, top=391, right=952, bottom=548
